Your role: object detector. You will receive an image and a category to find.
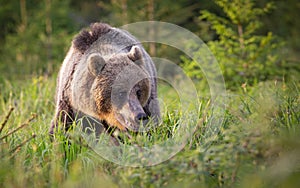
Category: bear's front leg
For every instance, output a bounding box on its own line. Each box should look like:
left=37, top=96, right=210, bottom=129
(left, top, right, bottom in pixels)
left=49, top=99, right=74, bottom=137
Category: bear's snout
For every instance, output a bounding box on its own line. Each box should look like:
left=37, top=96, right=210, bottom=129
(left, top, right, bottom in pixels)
left=114, top=97, right=150, bottom=132
left=127, top=99, right=149, bottom=131
left=135, top=113, right=148, bottom=122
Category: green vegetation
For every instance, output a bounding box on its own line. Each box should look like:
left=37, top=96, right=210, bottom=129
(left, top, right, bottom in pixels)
left=0, top=0, right=76, bottom=80
left=184, top=0, right=284, bottom=88
left=1, top=74, right=299, bottom=187
left=0, top=0, right=300, bottom=187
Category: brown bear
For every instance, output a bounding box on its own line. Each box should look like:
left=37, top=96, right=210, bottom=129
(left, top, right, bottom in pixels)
left=50, top=23, right=160, bottom=137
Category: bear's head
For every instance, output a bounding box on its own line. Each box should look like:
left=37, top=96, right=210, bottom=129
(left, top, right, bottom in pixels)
left=72, top=45, right=152, bottom=132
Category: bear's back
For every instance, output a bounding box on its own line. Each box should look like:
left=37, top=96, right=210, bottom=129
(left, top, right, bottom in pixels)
left=74, top=23, right=140, bottom=56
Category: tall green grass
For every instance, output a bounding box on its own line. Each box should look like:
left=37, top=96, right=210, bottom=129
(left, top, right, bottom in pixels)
left=0, top=77, right=299, bottom=187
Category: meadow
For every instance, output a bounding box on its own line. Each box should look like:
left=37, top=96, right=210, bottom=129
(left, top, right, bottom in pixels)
left=0, top=0, right=300, bottom=187
left=0, top=75, right=299, bottom=187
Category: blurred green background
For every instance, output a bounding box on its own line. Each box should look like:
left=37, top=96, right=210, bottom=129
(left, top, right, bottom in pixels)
left=0, top=0, right=299, bottom=83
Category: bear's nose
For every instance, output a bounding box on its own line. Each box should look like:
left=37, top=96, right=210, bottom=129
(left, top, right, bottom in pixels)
left=135, top=113, right=148, bottom=122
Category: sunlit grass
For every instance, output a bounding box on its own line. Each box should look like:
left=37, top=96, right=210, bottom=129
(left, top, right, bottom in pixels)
left=0, top=77, right=299, bottom=187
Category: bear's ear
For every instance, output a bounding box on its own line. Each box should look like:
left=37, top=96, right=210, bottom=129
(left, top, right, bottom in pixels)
left=127, top=46, right=143, bottom=65
left=87, top=53, right=106, bottom=76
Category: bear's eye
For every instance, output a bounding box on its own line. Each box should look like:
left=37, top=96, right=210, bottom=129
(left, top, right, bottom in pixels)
left=136, top=89, right=142, bottom=99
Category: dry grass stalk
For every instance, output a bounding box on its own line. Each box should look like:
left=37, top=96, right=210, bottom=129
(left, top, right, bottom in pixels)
left=0, top=106, right=14, bottom=134
left=0, top=113, right=37, bottom=140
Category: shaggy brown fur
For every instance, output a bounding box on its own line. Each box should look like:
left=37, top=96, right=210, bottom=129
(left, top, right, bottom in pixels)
left=50, top=22, right=160, bottom=137
left=73, top=23, right=111, bottom=53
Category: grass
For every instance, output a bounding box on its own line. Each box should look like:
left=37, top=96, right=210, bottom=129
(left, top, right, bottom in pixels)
left=0, top=76, right=299, bottom=187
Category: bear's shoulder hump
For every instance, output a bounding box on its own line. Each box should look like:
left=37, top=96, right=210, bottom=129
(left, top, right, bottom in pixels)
left=73, top=23, right=112, bottom=53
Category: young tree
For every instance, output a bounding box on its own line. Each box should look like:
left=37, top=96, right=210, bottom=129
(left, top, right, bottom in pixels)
left=183, top=0, right=284, bottom=88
